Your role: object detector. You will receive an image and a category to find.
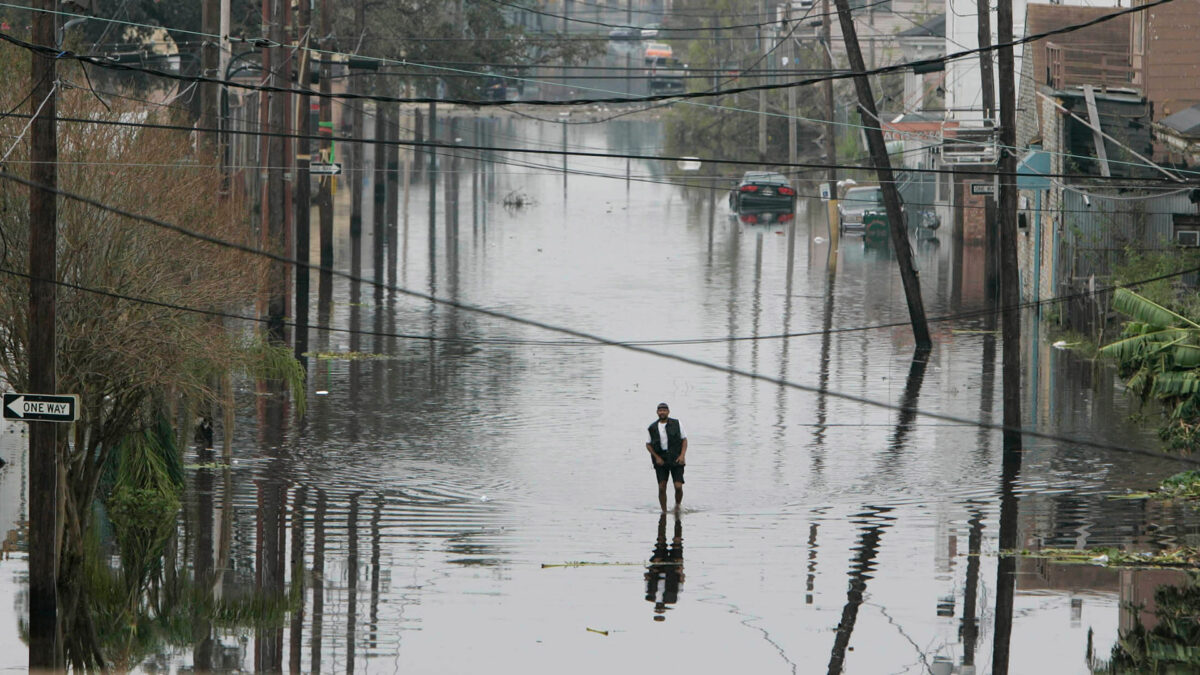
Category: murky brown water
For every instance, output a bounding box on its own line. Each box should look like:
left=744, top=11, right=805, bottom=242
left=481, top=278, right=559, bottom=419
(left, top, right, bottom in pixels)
left=3, top=116, right=1200, bottom=673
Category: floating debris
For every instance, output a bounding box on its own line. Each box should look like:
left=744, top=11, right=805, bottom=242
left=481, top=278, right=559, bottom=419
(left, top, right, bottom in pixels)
left=586, top=627, right=609, bottom=636
left=1007, top=547, right=1200, bottom=568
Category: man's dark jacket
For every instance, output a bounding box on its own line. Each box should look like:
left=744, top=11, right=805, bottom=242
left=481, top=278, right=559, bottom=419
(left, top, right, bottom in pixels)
left=647, top=418, right=684, bottom=464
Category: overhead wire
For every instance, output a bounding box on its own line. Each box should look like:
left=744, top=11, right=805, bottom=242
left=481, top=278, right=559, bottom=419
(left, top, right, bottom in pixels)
left=1, top=167, right=1198, bottom=467
left=4, top=0, right=1196, bottom=183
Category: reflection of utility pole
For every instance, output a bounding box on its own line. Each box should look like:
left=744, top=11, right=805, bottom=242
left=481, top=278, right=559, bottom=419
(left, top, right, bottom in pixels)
left=28, top=0, right=59, bottom=667
left=827, top=508, right=891, bottom=674
left=833, top=0, right=931, bottom=349
left=960, top=507, right=984, bottom=668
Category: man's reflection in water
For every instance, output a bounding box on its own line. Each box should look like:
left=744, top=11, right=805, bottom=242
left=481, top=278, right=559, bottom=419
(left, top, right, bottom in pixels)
left=645, top=513, right=685, bottom=621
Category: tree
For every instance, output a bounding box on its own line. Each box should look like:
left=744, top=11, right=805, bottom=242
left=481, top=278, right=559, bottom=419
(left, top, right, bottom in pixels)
left=1100, top=287, right=1200, bottom=452
left=0, top=45, right=302, bottom=668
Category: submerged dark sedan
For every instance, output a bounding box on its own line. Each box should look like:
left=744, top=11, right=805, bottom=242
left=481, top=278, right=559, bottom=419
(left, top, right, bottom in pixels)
left=728, top=171, right=796, bottom=211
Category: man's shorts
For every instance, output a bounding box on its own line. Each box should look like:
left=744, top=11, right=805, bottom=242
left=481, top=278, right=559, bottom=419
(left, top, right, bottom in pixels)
left=654, top=462, right=685, bottom=484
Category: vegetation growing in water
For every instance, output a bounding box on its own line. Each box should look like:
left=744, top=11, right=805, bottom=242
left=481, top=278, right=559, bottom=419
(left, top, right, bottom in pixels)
left=1100, top=288, right=1200, bottom=452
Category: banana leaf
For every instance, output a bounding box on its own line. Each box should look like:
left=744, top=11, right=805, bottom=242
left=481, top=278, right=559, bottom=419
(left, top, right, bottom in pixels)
left=1113, top=287, right=1200, bottom=330
left=1175, top=344, right=1200, bottom=368
left=1152, top=371, right=1200, bottom=397
left=1100, top=330, right=1192, bottom=361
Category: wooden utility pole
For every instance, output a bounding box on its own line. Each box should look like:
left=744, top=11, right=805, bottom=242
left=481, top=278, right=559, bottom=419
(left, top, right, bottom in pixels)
left=318, top=0, right=333, bottom=280
left=373, top=102, right=387, bottom=300
left=28, top=0, right=60, bottom=667
left=977, top=0, right=999, bottom=311
left=822, top=0, right=839, bottom=242
left=833, top=0, right=931, bottom=348
left=199, top=0, right=220, bottom=158
left=993, top=0, right=1022, bottom=667
left=996, top=0, right=1020, bottom=435
left=386, top=109, right=400, bottom=289
left=294, top=0, right=313, bottom=363
left=758, top=0, right=768, bottom=160
left=265, top=0, right=287, bottom=345
left=787, top=2, right=797, bottom=168
left=349, top=0, right=365, bottom=282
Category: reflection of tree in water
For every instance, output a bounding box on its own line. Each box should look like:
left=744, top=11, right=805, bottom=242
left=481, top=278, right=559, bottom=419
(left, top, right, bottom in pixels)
left=1094, top=574, right=1200, bottom=672
left=645, top=513, right=685, bottom=621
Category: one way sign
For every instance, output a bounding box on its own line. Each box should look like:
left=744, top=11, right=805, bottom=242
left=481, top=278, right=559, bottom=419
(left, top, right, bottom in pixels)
left=3, top=393, right=79, bottom=422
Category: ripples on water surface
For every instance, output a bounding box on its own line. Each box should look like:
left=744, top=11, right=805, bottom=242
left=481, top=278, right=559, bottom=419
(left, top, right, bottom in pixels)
left=3, top=116, right=1200, bottom=673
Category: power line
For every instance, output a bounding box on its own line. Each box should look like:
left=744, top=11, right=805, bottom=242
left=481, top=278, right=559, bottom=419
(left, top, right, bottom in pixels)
left=0, top=167, right=1196, bottom=467
left=0, top=0, right=1180, bottom=113
left=25, top=111, right=1191, bottom=185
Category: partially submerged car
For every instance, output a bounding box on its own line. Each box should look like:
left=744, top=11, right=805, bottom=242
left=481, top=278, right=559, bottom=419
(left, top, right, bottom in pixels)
left=729, top=171, right=796, bottom=211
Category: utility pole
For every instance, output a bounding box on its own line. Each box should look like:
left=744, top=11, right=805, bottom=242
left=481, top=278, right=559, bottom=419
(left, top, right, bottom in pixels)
left=200, top=0, right=219, bottom=158
left=996, top=0, right=1021, bottom=443
left=386, top=108, right=400, bottom=289
left=822, top=0, right=839, bottom=243
left=787, top=1, right=797, bottom=169
left=349, top=0, right=365, bottom=283
left=294, top=0, right=313, bottom=363
left=373, top=102, right=387, bottom=301
left=993, top=0, right=1022, bottom=668
left=834, top=0, right=931, bottom=348
left=265, top=0, right=287, bottom=345
left=28, top=0, right=59, bottom=668
left=318, top=0, right=333, bottom=291
left=977, top=0, right=999, bottom=312
left=758, top=0, right=768, bottom=160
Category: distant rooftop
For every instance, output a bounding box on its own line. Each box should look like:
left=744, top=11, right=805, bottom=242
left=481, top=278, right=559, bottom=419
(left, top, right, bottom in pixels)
left=1159, top=104, right=1200, bottom=137
left=896, top=13, right=944, bottom=39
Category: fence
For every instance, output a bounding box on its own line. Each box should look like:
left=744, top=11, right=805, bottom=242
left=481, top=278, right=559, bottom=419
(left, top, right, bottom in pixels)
left=1060, top=189, right=1197, bottom=281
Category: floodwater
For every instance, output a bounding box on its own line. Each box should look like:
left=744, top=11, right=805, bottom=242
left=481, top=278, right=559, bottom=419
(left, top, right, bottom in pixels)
left=3, top=114, right=1200, bottom=673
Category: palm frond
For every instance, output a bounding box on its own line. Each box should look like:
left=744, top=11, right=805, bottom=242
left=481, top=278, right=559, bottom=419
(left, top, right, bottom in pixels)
left=1174, top=344, right=1200, bottom=369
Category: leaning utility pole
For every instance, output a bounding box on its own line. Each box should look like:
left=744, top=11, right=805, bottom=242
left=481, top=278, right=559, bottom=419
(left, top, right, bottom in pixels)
left=822, top=0, right=839, bottom=242
left=28, top=0, right=59, bottom=668
left=833, top=0, right=931, bottom=348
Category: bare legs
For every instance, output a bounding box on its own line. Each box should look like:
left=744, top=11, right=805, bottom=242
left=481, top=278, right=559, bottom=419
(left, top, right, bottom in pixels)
left=658, top=480, right=684, bottom=512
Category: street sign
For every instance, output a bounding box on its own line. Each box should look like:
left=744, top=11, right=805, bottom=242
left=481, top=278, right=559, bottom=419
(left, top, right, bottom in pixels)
left=819, top=182, right=832, bottom=201
left=970, top=182, right=995, bottom=195
left=677, top=157, right=701, bottom=171
left=309, top=162, right=342, bottom=176
left=3, top=393, right=79, bottom=422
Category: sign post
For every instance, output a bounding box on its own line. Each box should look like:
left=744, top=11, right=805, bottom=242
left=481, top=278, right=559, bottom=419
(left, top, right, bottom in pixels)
left=3, top=392, right=79, bottom=422
left=309, top=162, right=342, bottom=176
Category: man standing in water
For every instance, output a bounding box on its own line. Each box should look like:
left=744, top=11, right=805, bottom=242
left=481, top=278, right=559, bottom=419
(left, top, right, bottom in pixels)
left=646, top=402, right=687, bottom=512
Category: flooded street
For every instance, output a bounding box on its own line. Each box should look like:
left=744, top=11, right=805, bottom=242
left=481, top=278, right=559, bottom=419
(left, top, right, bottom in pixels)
left=4, top=114, right=1200, bottom=673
